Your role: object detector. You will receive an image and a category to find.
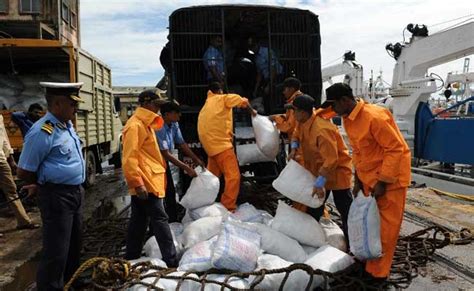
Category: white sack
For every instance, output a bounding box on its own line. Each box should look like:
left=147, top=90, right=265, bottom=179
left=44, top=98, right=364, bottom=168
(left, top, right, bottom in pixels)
left=193, top=274, right=250, bottom=291
left=143, top=233, right=184, bottom=260
left=305, top=245, right=355, bottom=288
left=178, top=238, right=216, bottom=272
left=249, top=254, right=310, bottom=291
left=271, top=201, right=326, bottom=247
left=320, top=218, right=347, bottom=252
left=169, top=222, right=185, bottom=237
left=272, top=160, right=324, bottom=208
left=252, top=114, right=280, bottom=159
left=129, top=257, right=167, bottom=268
left=181, top=216, right=223, bottom=248
left=252, top=223, right=307, bottom=263
left=231, top=203, right=264, bottom=223
left=211, top=220, right=261, bottom=272
left=189, top=203, right=229, bottom=221
left=301, top=244, right=318, bottom=256
left=182, top=210, right=194, bottom=226
left=180, top=167, right=220, bottom=210
left=236, top=143, right=274, bottom=165
left=128, top=271, right=200, bottom=291
left=348, top=194, right=382, bottom=260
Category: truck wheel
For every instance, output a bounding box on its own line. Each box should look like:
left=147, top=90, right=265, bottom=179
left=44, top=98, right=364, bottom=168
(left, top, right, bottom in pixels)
left=110, top=142, right=122, bottom=169
left=84, top=150, right=97, bottom=187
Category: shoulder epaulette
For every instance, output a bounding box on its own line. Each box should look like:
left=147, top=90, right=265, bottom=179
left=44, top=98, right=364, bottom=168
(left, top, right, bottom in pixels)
left=41, top=120, right=54, bottom=135
left=55, top=122, right=67, bottom=130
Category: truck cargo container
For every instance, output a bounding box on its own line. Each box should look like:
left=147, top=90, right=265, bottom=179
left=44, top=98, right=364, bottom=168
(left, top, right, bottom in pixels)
left=0, top=39, right=122, bottom=186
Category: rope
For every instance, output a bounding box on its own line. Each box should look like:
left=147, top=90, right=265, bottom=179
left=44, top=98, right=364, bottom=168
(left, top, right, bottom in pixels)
left=0, top=190, right=30, bottom=208
left=428, top=187, right=474, bottom=202
left=64, top=257, right=136, bottom=290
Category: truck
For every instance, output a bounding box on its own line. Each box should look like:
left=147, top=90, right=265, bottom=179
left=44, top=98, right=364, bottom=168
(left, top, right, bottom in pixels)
left=166, top=5, right=322, bottom=185
left=0, top=0, right=122, bottom=186
left=0, top=39, right=123, bottom=186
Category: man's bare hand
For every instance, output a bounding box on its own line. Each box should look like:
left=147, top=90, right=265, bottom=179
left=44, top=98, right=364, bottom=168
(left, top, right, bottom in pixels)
left=372, top=181, right=387, bottom=199
left=184, top=166, right=198, bottom=177
left=21, top=184, right=38, bottom=197
left=312, top=187, right=325, bottom=199
left=287, top=149, right=296, bottom=161
left=135, top=186, right=148, bottom=200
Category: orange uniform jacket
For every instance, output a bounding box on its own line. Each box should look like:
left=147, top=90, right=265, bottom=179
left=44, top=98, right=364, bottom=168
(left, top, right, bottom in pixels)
left=343, top=100, right=411, bottom=191
left=122, top=107, right=166, bottom=197
left=273, top=90, right=302, bottom=138
left=197, top=91, right=248, bottom=157
left=343, top=100, right=411, bottom=278
left=293, top=109, right=352, bottom=190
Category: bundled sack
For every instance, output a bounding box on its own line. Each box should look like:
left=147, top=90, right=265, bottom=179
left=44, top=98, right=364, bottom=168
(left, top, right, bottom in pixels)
left=305, top=245, right=355, bottom=288
left=252, top=114, right=280, bottom=159
left=211, top=220, right=261, bottom=272
left=236, top=143, right=274, bottom=165
left=272, top=160, right=324, bottom=208
left=301, top=244, right=318, bottom=256
left=128, top=258, right=203, bottom=291
left=181, top=216, right=223, bottom=249
left=320, top=218, right=347, bottom=252
left=249, top=254, right=310, bottom=290
left=129, top=257, right=167, bottom=268
left=252, top=223, right=307, bottom=263
left=183, top=274, right=250, bottom=291
left=348, top=194, right=382, bottom=260
left=143, top=231, right=184, bottom=259
left=129, top=271, right=200, bottom=291
left=180, top=167, right=219, bottom=210
left=179, top=237, right=216, bottom=272
left=271, top=201, right=326, bottom=247
left=231, top=202, right=264, bottom=223
left=189, top=203, right=229, bottom=221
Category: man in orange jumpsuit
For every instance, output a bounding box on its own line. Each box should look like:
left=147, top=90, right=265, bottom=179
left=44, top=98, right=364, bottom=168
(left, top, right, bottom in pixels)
left=122, top=89, right=177, bottom=267
left=197, top=82, right=256, bottom=211
left=323, top=83, right=411, bottom=281
left=289, top=94, right=353, bottom=241
left=269, top=77, right=304, bottom=162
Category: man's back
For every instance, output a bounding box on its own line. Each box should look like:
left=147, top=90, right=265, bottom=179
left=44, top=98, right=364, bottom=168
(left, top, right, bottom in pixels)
left=197, top=91, right=247, bottom=157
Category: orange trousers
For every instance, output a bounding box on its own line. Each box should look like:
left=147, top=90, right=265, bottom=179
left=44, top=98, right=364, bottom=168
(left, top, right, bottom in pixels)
left=207, top=148, right=241, bottom=211
left=365, top=187, right=407, bottom=278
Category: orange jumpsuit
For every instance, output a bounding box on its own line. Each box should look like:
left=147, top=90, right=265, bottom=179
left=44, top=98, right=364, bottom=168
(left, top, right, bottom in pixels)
left=122, top=107, right=166, bottom=197
left=273, top=90, right=303, bottom=164
left=343, top=100, right=411, bottom=278
left=197, top=90, right=249, bottom=211
left=292, top=109, right=352, bottom=218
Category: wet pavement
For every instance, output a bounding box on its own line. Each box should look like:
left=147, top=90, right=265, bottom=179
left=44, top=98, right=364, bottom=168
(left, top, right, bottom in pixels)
left=0, top=167, right=473, bottom=290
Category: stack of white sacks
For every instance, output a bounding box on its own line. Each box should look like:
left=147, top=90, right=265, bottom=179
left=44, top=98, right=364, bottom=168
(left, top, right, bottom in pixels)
left=129, top=165, right=355, bottom=290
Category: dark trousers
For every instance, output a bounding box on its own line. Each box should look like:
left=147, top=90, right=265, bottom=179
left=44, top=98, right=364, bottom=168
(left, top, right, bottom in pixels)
left=125, top=195, right=177, bottom=267
left=36, top=184, right=83, bottom=291
left=307, top=188, right=353, bottom=244
left=164, top=163, right=179, bottom=223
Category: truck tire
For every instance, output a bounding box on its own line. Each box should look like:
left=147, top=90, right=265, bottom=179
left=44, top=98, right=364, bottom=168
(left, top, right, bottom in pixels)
left=110, top=142, right=122, bottom=169
left=84, top=150, right=97, bottom=187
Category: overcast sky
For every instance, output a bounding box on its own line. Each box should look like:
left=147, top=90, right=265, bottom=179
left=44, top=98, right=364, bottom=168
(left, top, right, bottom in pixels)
left=80, top=0, right=473, bottom=91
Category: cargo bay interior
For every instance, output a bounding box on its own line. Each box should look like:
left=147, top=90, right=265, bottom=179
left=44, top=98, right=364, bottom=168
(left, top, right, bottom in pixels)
left=168, top=6, right=321, bottom=187
left=169, top=6, right=321, bottom=115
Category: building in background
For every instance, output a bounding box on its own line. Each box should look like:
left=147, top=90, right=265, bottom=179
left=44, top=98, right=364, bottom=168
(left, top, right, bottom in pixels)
left=0, top=0, right=80, bottom=46
left=113, top=87, right=166, bottom=124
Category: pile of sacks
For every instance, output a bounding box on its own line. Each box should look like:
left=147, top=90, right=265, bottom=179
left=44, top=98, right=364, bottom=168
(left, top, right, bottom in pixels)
left=130, top=196, right=354, bottom=290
